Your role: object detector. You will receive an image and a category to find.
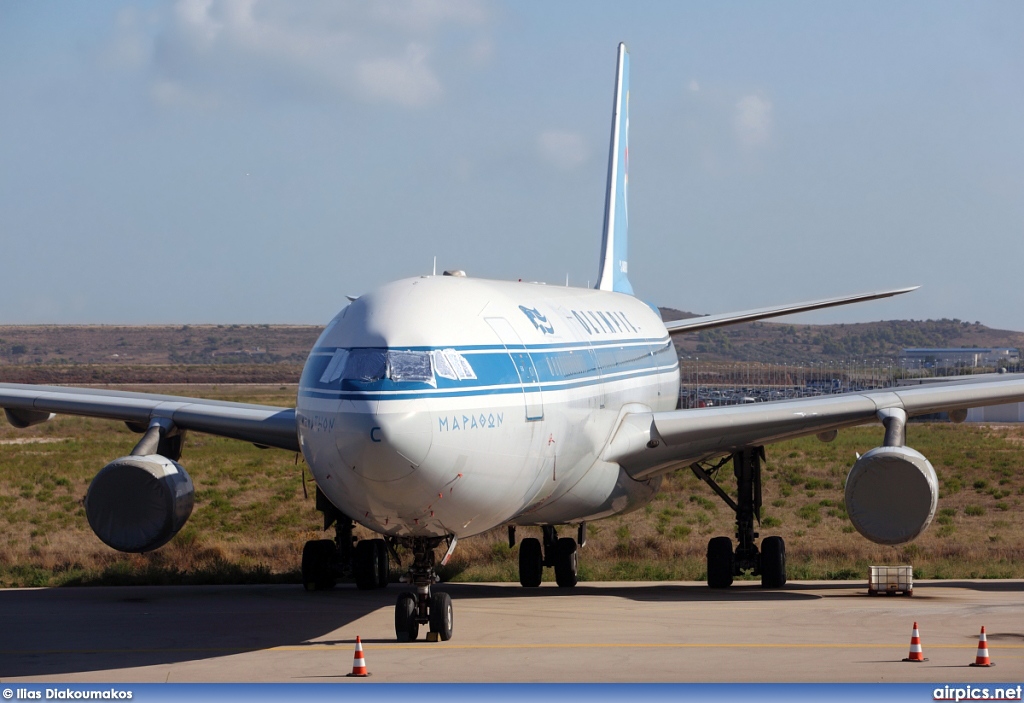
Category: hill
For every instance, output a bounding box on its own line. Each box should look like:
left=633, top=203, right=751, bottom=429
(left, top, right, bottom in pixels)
left=659, top=309, right=1024, bottom=364
left=0, top=315, right=1022, bottom=384
left=0, top=325, right=321, bottom=384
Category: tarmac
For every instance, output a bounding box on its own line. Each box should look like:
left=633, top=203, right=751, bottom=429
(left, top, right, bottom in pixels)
left=1, top=580, right=1022, bottom=682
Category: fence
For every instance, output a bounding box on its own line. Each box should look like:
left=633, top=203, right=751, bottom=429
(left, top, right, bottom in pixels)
left=676, top=358, right=987, bottom=409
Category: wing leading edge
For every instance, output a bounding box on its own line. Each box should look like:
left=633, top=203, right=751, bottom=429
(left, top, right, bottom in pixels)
left=604, top=375, right=1024, bottom=480
left=0, top=383, right=298, bottom=452
left=664, top=286, right=919, bottom=335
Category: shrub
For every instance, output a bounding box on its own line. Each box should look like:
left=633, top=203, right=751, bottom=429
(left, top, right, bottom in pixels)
left=797, top=504, right=821, bottom=525
left=670, top=525, right=691, bottom=540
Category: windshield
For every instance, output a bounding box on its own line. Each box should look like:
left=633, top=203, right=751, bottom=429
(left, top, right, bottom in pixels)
left=315, top=348, right=476, bottom=386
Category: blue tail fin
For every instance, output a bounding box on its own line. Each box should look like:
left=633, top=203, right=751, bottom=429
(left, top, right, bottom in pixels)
left=596, top=43, right=633, bottom=295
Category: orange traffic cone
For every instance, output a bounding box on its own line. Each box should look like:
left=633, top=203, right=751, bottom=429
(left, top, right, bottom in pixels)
left=902, top=621, right=928, bottom=662
left=347, top=635, right=370, bottom=677
left=969, top=626, right=993, bottom=667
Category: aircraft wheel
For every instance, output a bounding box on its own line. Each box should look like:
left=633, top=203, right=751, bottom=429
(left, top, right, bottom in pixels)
left=372, top=538, right=390, bottom=588
left=707, top=536, right=734, bottom=589
left=554, top=537, right=578, bottom=588
left=354, top=540, right=380, bottom=590
left=518, top=537, right=543, bottom=587
left=301, top=539, right=336, bottom=591
left=395, top=592, right=419, bottom=642
left=760, top=536, right=787, bottom=588
left=429, top=591, right=454, bottom=641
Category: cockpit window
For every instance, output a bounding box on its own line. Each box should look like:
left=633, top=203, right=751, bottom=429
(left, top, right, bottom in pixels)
left=345, top=349, right=388, bottom=382
left=388, top=351, right=434, bottom=383
left=432, top=349, right=477, bottom=380
left=316, top=347, right=476, bottom=386
left=319, top=349, right=350, bottom=383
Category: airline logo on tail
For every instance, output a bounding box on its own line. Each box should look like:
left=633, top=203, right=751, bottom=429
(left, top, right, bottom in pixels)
left=596, top=43, right=633, bottom=296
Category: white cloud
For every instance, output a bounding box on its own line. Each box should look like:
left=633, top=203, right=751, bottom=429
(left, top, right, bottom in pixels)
left=467, top=37, right=495, bottom=65
left=174, top=0, right=224, bottom=47
left=118, top=0, right=491, bottom=110
left=100, top=6, right=156, bottom=70
left=369, top=0, right=487, bottom=32
left=537, top=130, right=589, bottom=171
left=355, top=43, right=441, bottom=107
left=150, top=79, right=221, bottom=110
left=734, top=94, right=773, bottom=147
left=688, top=79, right=700, bottom=92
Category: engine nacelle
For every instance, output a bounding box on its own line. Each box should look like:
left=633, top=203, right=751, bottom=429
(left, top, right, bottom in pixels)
left=4, top=408, right=55, bottom=429
left=85, top=454, right=194, bottom=553
left=845, top=445, right=938, bottom=545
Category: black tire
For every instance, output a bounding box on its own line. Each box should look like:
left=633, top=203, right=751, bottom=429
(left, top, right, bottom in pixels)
left=395, top=592, right=418, bottom=642
left=760, top=536, right=787, bottom=588
left=301, top=539, right=337, bottom=591
left=707, top=536, right=734, bottom=589
left=554, top=537, right=578, bottom=588
left=372, top=539, right=390, bottom=588
left=519, top=537, right=543, bottom=587
left=429, top=591, right=454, bottom=641
left=354, top=540, right=379, bottom=590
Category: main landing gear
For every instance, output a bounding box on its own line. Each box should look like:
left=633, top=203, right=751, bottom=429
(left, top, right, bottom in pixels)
left=692, top=447, right=787, bottom=589
left=302, top=488, right=391, bottom=591
left=514, top=524, right=581, bottom=588
left=394, top=538, right=453, bottom=642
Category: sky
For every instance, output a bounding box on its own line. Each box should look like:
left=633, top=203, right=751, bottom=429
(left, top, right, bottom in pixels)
left=2, top=1, right=1023, bottom=329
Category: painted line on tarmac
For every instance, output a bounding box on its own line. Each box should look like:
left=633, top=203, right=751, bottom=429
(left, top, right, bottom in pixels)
left=5, top=642, right=1024, bottom=656
left=281, top=642, right=1024, bottom=652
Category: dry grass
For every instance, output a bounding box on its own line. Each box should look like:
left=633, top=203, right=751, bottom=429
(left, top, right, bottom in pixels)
left=443, top=422, right=1024, bottom=583
left=2, top=385, right=1024, bottom=586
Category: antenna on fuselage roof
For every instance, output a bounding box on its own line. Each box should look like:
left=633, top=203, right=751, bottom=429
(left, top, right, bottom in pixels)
left=433, top=256, right=437, bottom=276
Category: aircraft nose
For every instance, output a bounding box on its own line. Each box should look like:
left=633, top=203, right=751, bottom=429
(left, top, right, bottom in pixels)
left=335, top=400, right=433, bottom=483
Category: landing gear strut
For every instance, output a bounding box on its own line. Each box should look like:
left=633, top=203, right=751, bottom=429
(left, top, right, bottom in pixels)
left=692, top=447, right=786, bottom=589
left=394, top=538, right=452, bottom=642
left=302, top=487, right=390, bottom=591
left=517, top=525, right=579, bottom=588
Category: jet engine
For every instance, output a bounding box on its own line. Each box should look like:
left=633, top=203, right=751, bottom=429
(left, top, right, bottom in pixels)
left=845, top=445, right=938, bottom=545
left=85, top=454, right=194, bottom=552
left=4, top=408, right=54, bottom=428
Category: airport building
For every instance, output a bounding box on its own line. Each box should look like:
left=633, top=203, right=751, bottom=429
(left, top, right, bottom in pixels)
left=966, top=403, right=1024, bottom=422
left=898, top=347, right=1019, bottom=369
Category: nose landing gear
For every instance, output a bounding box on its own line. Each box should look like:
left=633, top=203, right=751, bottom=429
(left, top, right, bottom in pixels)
left=395, top=537, right=453, bottom=642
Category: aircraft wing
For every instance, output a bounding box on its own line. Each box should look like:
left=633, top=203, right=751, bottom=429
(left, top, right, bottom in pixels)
left=664, top=286, right=919, bottom=334
left=605, top=375, right=1024, bottom=480
left=0, top=383, right=298, bottom=452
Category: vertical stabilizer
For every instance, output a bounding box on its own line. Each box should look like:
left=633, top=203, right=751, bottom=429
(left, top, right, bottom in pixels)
left=596, top=43, right=633, bottom=295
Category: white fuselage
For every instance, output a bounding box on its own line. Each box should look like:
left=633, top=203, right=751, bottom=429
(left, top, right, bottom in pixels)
left=295, top=275, right=679, bottom=539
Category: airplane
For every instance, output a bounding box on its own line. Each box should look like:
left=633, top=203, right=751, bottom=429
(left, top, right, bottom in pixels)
left=3, top=43, right=1024, bottom=644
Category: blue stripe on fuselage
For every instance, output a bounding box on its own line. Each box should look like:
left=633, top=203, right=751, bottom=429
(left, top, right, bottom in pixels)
left=298, top=338, right=677, bottom=401
left=307, top=336, right=670, bottom=354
